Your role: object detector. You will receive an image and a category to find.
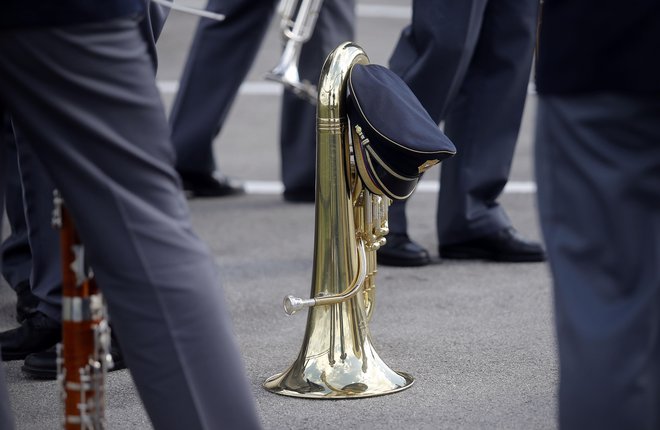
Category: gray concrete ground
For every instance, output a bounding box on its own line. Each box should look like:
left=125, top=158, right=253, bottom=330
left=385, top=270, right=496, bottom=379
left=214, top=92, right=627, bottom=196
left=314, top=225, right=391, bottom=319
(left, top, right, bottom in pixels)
left=1, top=1, right=558, bottom=428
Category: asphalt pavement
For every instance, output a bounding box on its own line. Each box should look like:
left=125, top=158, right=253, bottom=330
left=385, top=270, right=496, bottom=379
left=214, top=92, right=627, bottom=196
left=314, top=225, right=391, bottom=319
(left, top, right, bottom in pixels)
left=1, top=1, right=558, bottom=429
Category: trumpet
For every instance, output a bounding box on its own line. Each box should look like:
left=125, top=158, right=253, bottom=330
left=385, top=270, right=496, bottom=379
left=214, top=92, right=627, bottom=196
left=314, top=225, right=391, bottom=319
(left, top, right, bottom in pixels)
left=265, top=0, right=323, bottom=104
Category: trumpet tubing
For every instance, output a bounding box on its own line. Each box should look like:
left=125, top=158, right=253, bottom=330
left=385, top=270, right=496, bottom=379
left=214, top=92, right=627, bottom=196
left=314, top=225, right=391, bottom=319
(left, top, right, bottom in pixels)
left=265, top=0, right=324, bottom=103
left=278, top=0, right=322, bottom=42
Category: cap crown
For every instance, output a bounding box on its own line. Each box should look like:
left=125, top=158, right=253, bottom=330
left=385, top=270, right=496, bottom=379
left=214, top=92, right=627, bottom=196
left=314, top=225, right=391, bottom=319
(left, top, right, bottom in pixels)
left=347, top=64, right=456, bottom=199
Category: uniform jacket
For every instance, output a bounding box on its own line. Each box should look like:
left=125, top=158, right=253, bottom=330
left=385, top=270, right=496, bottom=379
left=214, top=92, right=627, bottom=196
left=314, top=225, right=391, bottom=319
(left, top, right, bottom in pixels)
left=1, top=0, right=144, bottom=30
left=536, top=0, right=660, bottom=94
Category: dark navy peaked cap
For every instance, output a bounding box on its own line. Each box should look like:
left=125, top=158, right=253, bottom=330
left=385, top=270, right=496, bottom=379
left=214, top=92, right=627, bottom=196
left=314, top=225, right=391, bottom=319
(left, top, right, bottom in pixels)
left=347, top=64, right=456, bottom=200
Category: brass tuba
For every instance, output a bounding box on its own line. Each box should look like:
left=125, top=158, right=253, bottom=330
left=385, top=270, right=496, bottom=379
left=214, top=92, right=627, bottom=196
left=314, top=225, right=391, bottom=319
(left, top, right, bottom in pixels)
left=263, top=42, right=414, bottom=398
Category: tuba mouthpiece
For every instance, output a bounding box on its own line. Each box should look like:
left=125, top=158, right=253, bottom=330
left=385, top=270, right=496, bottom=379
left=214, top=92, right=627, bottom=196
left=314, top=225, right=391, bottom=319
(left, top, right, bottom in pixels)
left=283, top=295, right=315, bottom=315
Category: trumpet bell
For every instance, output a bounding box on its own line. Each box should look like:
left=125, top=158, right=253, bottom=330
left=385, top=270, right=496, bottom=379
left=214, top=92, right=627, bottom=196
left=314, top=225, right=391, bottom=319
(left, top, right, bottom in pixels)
left=264, top=67, right=316, bottom=104
left=264, top=42, right=317, bottom=104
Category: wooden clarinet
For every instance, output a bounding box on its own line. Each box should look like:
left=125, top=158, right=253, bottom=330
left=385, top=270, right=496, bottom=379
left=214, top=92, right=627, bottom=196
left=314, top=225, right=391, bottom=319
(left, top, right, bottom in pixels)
left=52, top=190, right=113, bottom=430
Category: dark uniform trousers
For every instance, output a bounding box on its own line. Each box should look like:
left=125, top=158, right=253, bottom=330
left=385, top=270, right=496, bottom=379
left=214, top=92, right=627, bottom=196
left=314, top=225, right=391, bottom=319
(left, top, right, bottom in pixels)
left=1, top=125, right=62, bottom=321
left=537, top=94, right=660, bottom=429
left=534, top=2, right=660, bottom=427
left=386, top=0, right=538, bottom=245
left=0, top=1, right=170, bottom=324
left=1, top=120, right=32, bottom=293
left=0, top=18, right=261, bottom=430
left=169, top=0, right=355, bottom=194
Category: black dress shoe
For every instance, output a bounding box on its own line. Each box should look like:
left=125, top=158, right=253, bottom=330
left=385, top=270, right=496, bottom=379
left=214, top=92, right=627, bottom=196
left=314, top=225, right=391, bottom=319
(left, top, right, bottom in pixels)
left=283, top=188, right=315, bottom=203
left=178, top=170, right=245, bottom=198
left=377, top=233, right=431, bottom=267
left=439, top=227, right=547, bottom=262
left=22, top=333, right=126, bottom=380
left=0, top=312, right=61, bottom=361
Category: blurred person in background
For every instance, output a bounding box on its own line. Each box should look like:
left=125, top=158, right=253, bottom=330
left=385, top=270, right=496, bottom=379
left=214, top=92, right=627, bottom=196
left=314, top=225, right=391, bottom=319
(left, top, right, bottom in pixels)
left=169, top=0, right=354, bottom=203
left=378, top=0, right=545, bottom=267
left=535, top=1, right=660, bottom=428
left=0, top=0, right=169, bottom=380
left=0, top=1, right=262, bottom=428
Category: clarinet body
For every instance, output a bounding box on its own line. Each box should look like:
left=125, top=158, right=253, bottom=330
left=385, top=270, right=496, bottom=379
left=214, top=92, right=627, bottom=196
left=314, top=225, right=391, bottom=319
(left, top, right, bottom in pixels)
left=52, top=191, right=113, bottom=430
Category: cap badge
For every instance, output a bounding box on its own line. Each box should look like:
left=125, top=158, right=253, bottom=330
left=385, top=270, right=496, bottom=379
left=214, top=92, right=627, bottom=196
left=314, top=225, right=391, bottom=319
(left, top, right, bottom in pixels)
left=354, top=124, right=370, bottom=144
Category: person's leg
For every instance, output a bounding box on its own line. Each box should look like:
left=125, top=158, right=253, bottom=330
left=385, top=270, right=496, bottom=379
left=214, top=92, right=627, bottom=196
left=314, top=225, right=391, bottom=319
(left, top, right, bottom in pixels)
left=140, top=0, right=170, bottom=70
left=432, top=0, right=544, bottom=263
left=2, top=0, right=168, bottom=371
left=436, top=0, right=538, bottom=245
left=279, top=0, right=355, bottom=201
left=0, top=20, right=261, bottom=429
left=1, top=115, right=36, bottom=322
left=12, top=130, right=61, bottom=323
left=536, top=93, right=660, bottom=429
left=0, top=127, right=62, bottom=361
left=389, top=0, right=486, bottom=122
left=0, top=105, right=17, bottom=430
left=378, top=0, right=486, bottom=266
left=170, top=0, right=275, bottom=175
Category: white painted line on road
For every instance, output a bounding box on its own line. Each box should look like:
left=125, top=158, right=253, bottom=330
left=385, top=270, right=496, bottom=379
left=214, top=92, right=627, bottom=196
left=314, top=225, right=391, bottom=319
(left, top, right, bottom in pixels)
left=158, top=80, right=538, bottom=96
left=244, top=180, right=284, bottom=194
left=235, top=81, right=283, bottom=95
left=504, top=181, right=538, bottom=194
left=157, top=80, right=283, bottom=95
left=528, top=82, right=537, bottom=95
left=356, top=5, right=411, bottom=19
left=243, top=180, right=537, bottom=195
left=157, top=80, right=178, bottom=94
left=416, top=181, right=537, bottom=194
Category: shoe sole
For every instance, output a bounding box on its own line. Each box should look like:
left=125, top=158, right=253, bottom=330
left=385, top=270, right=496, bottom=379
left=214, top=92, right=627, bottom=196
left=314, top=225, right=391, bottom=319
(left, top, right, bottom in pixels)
left=21, top=360, right=127, bottom=381
left=440, top=249, right=546, bottom=263
left=184, top=189, right=246, bottom=198
left=283, top=197, right=315, bottom=203
left=377, top=255, right=431, bottom=267
left=21, top=364, right=56, bottom=380
left=1, top=351, right=31, bottom=361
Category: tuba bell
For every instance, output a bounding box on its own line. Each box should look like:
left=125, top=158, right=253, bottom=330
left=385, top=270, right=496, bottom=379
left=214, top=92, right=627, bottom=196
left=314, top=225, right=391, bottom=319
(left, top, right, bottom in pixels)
left=264, top=42, right=455, bottom=399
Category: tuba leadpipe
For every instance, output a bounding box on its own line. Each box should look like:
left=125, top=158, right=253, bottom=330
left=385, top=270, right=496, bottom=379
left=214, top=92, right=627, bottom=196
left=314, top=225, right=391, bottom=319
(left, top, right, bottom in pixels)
left=52, top=191, right=113, bottom=429
left=264, top=42, right=414, bottom=399
left=265, top=0, right=323, bottom=104
left=283, top=239, right=367, bottom=315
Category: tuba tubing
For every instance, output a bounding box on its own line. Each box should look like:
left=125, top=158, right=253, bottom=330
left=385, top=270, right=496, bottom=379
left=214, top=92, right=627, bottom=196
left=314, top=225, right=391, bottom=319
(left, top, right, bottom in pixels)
left=283, top=239, right=367, bottom=315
